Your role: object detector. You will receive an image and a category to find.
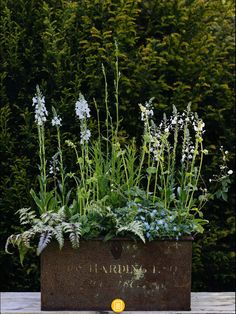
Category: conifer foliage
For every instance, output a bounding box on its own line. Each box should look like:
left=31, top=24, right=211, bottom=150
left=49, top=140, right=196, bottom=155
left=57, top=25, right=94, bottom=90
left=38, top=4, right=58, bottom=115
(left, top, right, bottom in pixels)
left=0, top=0, right=235, bottom=291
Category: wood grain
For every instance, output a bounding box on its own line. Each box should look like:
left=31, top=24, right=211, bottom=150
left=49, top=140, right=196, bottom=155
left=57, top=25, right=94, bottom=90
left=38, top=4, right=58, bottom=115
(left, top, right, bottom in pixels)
left=0, top=292, right=235, bottom=313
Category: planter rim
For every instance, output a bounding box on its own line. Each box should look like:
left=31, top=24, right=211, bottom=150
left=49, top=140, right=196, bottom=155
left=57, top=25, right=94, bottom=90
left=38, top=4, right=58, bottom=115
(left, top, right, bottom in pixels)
left=65, top=236, right=194, bottom=242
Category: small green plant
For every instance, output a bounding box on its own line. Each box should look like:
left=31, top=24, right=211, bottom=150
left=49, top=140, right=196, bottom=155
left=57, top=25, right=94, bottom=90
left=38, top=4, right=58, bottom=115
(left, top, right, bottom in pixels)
left=6, top=64, right=233, bottom=263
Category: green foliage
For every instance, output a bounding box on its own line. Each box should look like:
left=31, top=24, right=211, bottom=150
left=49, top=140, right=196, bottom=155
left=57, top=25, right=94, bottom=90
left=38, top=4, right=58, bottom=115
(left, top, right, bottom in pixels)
left=6, top=207, right=83, bottom=260
left=0, top=0, right=235, bottom=291
left=6, top=86, right=217, bottom=259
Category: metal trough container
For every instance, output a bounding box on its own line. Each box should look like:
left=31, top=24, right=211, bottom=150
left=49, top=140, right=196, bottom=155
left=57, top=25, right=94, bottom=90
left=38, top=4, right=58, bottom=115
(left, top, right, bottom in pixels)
left=41, top=238, right=192, bottom=311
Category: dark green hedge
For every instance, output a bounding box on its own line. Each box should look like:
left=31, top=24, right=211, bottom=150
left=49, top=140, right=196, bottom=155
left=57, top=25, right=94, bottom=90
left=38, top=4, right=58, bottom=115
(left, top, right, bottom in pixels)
left=0, top=0, right=235, bottom=291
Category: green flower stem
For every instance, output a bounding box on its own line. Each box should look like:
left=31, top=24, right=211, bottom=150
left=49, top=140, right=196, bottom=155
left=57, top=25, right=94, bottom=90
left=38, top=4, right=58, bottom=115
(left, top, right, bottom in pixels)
left=73, top=143, right=86, bottom=200
left=146, top=158, right=154, bottom=198
left=166, top=141, right=171, bottom=209
left=121, top=153, right=130, bottom=197
left=170, top=123, right=178, bottom=187
left=37, top=125, right=43, bottom=176
left=38, top=124, right=47, bottom=194
left=56, top=126, right=65, bottom=206
left=77, top=187, right=83, bottom=216
left=153, top=159, right=160, bottom=202
left=93, top=143, right=102, bottom=201
left=153, top=139, right=165, bottom=203
left=102, top=65, right=109, bottom=160
left=125, top=141, right=136, bottom=190
left=85, top=141, right=92, bottom=207
left=184, top=134, right=200, bottom=209
left=136, top=140, right=146, bottom=187
left=114, top=41, right=120, bottom=139
left=159, top=143, right=165, bottom=202
left=93, top=98, right=101, bottom=148
left=180, top=112, right=190, bottom=192
left=160, top=161, right=167, bottom=209
left=187, top=140, right=204, bottom=211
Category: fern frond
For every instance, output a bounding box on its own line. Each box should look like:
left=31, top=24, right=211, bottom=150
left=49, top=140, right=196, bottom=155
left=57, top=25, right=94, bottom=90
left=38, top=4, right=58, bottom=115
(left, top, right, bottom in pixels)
left=5, top=234, right=21, bottom=254
left=57, top=206, right=66, bottom=219
left=54, top=225, right=64, bottom=249
left=63, top=222, right=81, bottom=248
left=117, top=221, right=145, bottom=243
left=21, top=229, right=35, bottom=248
left=5, top=233, right=30, bottom=265
left=17, top=207, right=36, bottom=225
left=37, top=230, right=53, bottom=255
left=41, top=210, right=65, bottom=225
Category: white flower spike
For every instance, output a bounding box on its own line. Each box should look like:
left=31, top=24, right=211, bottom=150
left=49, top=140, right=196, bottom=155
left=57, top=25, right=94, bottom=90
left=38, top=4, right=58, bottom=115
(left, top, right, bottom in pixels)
left=32, top=87, right=48, bottom=126
left=194, top=120, right=205, bottom=132
left=80, top=129, right=91, bottom=144
left=51, top=116, right=62, bottom=127
left=75, top=93, right=90, bottom=120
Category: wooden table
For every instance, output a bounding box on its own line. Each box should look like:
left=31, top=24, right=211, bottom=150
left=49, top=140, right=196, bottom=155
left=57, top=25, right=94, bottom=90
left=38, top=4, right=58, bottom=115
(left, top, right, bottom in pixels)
left=0, top=292, right=235, bottom=314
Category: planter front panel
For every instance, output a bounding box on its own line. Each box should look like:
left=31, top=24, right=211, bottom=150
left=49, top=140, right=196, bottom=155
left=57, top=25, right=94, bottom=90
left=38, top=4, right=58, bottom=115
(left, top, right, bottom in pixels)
left=41, top=239, right=192, bottom=311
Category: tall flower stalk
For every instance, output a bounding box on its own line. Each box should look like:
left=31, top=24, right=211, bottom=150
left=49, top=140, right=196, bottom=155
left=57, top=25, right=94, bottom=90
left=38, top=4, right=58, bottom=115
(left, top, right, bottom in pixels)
left=114, top=40, right=120, bottom=139
left=51, top=107, right=65, bottom=206
left=140, top=101, right=207, bottom=213
left=75, top=93, right=91, bottom=215
left=102, top=64, right=110, bottom=160
left=32, top=85, right=48, bottom=195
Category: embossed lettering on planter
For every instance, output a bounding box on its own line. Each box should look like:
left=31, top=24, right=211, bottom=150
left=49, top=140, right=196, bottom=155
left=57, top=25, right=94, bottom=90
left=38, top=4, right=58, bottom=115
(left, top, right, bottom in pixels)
left=41, top=239, right=192, bottom=311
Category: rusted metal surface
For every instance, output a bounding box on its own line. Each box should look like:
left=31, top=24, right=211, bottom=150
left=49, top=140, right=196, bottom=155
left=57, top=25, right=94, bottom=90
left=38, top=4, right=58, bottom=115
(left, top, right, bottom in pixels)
left=41, top=238, right=192, bottom=311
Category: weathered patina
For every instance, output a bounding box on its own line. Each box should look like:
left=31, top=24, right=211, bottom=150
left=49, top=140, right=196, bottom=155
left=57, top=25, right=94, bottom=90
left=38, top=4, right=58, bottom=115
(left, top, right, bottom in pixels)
left=41, top=238, right=192, bottom=310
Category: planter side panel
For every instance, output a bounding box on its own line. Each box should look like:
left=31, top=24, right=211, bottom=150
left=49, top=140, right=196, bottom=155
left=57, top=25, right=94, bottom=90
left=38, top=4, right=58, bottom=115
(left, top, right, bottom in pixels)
left=41, top=239, right=192, bottom=311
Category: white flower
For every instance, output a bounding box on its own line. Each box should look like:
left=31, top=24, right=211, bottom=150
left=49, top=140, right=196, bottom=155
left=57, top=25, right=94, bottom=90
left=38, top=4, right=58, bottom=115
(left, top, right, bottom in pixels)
left=228, top=170, right=233, bottom=175
left=149, top=109, right=154, bottom=116
left=171, top=117, right=177, bottom=125
left=49, top=154, right=59, bottom=176
left=141, top=112, right=145, bottom=121
left=139, top=99, right=154, bottom=121
left=194, top=120, right=205, bottom=132
left=75, top=93, right=90, bottom=120
left=181, top=154, right=186, bottom=162
left=140, top=107, right=153, bottom=121
left=32, top=90, right=48, bottom=126
left=225, top=151, right=229, bottom=155
left=51, top=115, right=62, bottom=127
left=49, top=165, right=59, bottom=175
left=164, top=127, right=169, bottom=133
left=80, top=129, right=91, bottom=144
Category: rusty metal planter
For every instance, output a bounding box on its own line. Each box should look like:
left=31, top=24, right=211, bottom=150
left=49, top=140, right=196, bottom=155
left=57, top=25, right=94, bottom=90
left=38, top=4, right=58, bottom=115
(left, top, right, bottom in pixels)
left=41, top=238, right=192, bottom=311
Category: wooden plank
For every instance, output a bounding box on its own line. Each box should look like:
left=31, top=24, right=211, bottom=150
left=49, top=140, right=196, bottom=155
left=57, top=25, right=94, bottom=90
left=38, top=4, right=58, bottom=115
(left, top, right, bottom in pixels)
left=0, top=292, right=235, bottom=314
